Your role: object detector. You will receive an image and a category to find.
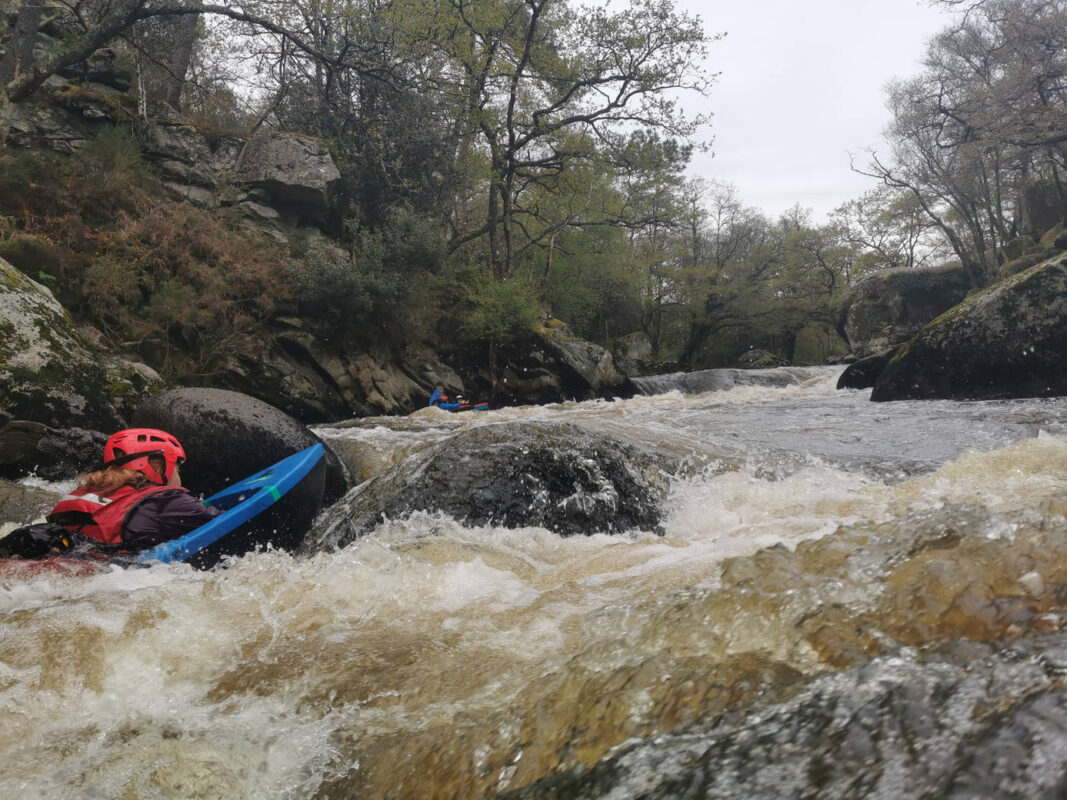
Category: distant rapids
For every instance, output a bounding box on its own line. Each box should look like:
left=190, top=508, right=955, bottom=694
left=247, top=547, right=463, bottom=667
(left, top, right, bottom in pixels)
left=3, top=367, right=1067, bottom=798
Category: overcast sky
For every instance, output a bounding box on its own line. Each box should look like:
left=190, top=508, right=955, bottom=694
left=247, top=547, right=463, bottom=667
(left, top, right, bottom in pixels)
left=674, top=0, right=951, bottom=220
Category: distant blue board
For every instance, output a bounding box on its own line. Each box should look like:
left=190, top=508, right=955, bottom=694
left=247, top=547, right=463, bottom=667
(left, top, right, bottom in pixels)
left=137, top=444, right=326, bottom=565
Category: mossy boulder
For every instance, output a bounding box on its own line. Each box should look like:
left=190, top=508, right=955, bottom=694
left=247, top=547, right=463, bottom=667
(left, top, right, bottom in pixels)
left=837, top=263, right=974, bottom=358
left=737, top=348, right=788, bottom=368
left=0, top=257, right=162, bottom=429
left=871, top=254, right=1067, bottom=401
left=541, top=325, right=630, bottom=399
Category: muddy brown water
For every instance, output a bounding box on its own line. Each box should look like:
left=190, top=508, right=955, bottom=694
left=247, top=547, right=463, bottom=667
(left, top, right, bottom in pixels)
left=3, top=367, right=1067, bottom=798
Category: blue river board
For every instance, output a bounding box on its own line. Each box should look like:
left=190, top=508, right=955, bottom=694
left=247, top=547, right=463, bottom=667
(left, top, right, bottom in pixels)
left=136, top=444, right=326, bottom=565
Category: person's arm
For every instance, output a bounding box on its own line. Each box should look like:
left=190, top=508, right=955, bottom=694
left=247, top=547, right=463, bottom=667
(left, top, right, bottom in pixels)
left=123, top=490, right=222, bottom=550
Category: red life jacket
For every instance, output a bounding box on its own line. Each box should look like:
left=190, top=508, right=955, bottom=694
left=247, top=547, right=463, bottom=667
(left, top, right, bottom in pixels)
left=48, top=484, right=187, bottom=546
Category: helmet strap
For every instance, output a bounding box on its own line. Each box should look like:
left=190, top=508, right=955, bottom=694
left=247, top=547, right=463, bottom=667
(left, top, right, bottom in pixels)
left=102, top=449, right=166, bottom=471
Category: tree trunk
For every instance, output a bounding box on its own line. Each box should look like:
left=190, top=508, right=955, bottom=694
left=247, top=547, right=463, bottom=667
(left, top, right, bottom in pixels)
left=159, top=2, right=201, bottom=111
left=680, top=318, right=711, bottom=367
left=0, top=0, right=45, bottom=86
left=781, top=330, right=798, bottom=363
left=1049, top=151, right=1067, bottom=224
left=487, top=179, right=501, bottom=277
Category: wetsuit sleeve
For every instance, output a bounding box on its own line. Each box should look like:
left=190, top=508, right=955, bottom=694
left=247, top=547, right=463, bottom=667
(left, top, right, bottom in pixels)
left=123, top=491, right=222, bottom=550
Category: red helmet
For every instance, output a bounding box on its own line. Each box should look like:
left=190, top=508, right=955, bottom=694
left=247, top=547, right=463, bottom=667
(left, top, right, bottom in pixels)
left=103, top=428, right=186, bottom=485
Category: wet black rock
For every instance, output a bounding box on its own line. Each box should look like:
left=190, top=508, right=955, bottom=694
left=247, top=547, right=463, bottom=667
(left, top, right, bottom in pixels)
left=132, top=388, right=349, bottom=502
left=496, top=633, right=1067, bottom=800
left=836, top=348, right=896, bottom=390
left=632, top=366, right=830, bottom=396
left=300, top=421, right=670, bottom=551
left=0, top=420, right=107, bottom=482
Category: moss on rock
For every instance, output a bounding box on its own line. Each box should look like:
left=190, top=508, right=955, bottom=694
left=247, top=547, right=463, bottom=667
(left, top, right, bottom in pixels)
left=0, top=256, right=161, bottom=427
left=872, top=254, right=1067, bottom=401
left=840, top=263, right=974, bottom=358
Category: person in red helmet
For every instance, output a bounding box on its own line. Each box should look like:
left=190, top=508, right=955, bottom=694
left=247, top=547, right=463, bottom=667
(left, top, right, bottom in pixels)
left=47, top=428, right=220, bottom=551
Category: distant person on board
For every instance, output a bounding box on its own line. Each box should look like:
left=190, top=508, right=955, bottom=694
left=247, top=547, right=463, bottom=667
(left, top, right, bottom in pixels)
left=47, top=428, right=220, bottom=550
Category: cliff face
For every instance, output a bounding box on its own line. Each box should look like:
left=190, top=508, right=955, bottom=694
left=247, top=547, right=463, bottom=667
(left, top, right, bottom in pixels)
left=1, top=81, right=631, bottom=425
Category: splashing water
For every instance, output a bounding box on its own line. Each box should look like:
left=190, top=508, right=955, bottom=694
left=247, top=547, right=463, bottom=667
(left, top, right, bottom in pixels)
left=3, top=369, right=1067, bottom=798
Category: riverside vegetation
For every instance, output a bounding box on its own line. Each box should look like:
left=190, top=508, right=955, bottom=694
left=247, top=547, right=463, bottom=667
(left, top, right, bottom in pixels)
left=1, top=0, right=1063, bottom=428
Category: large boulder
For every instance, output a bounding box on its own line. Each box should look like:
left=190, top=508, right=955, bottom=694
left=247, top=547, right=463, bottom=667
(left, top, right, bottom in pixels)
left=234, top=132, right=342, bottom=213
left=131, top=388, right=350, bottom=503
left=838, top=263, right=974, bottom=358
left=611, top=332, right=656, bottom=377
left=142, top=120, right=244, bottom=190
left=538, top=322, right=631, bottom=399
left=872, top=254, right=1067, bottom=401
left=300, top=421, right=670, bottom=552
left=475, top=322, right=634, bottom=406
left=0, top=257, right=163, bottom=429
left=56, top=47, right=132, bottom=92
left=5, top=81, right=137, bottom=153
left=7, top=93, right=343, bottom=228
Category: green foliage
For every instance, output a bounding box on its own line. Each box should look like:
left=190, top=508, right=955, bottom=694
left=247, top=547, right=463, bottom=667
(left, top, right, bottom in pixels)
left=287, top=207, right=446, bottom=329
left=287, top=244, right=373, bottom=324
left=461, top=274, right=541, bottom=346
left=354, top=206, right=446, bottom=280
left=0, top=233, right=79, bottom=290
left=0, top=150, right=65, bottom=219
left=542, top=225, right=643, bottom=342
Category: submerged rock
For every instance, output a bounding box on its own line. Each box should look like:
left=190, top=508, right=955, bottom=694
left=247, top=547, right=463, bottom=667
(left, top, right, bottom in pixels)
left=301, top=421, right=670, bottom=551
left=872, top=254, right=1067, bottom=401
left=496, top=634, right=1067, bottom=800
left=485, top=491, right=1067, bottom=799
left=132, top=388, right=349, bottom=502
left=0, top=479, right=62, bottom=525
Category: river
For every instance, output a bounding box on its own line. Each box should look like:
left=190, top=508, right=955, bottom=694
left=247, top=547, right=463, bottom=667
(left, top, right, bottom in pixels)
left=3, top=367, right=1067, bottom=798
